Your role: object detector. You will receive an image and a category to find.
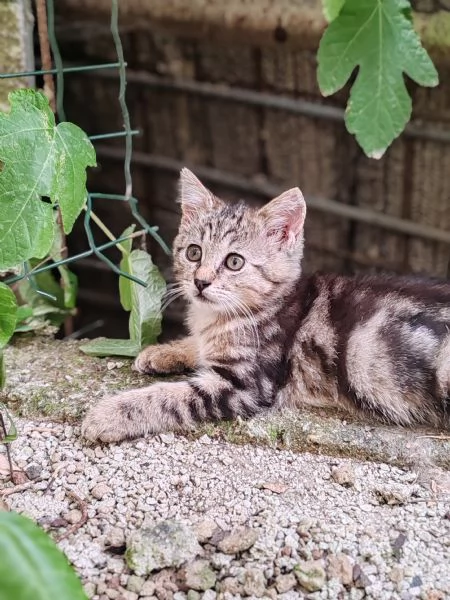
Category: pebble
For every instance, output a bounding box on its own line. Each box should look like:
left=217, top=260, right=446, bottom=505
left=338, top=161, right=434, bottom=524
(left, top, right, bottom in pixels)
left=126, top=520, right=202, bottom=575
left=194, top=518, right=217, bottom=543
left=24, top=463, right=43, bottom=480
left=275, top=573, right=296, bottom=593
left=217, top=527, right=259, bottom=554
left=178, top=560, right=216, bottom=591
left=105, top=527, right=125, bottom=549
left=294, top=560, right=326, bottom=592
left=327, top=552, right=353, bottom=585
left=65, top=509, right=82, bottom=524
left=331, top=464, right=356, bottom=487
left=126, top=575, right=145, bottom=594
left=243, top=567, right=266, bottom=597
left=91, top=483, right=112, bottom=500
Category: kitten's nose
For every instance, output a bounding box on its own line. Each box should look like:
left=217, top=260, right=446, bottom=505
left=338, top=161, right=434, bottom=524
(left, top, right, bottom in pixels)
left=194, top=278, right=211, bottom=293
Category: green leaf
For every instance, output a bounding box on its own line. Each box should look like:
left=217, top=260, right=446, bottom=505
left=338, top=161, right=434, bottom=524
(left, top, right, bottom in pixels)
left=17, top=265, right=75, bottom=330
left=80, top=338, right=140, bottom=358
left=15, top=305, right=33, bottom=325
left=317, top=0, right=439, bottom=158
left=0, top=283, right=17, bottom=348
left=51, top=216, right=78, bottom=309
left=322, top=0, right=345, bottom=21
left=0, top=402, right=17, bottom=442
left=0, top=89, right=96, bottom=269
left=81, top=250, right=166, bottom=358
left=118, top=225, right=136, bottom=312
left=0, top=511, right=87, bottom=600
left=128, top=250, right=166, bottom=348
left=0, top=351, right=5, bottom=389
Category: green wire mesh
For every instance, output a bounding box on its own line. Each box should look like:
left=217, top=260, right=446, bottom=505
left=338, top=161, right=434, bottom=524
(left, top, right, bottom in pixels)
left=1, top=0, right=170, bottom=291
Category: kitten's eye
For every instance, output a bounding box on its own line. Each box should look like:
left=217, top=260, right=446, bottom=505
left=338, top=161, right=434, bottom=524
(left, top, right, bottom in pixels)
left=186, top=244, right=202, bottom=262
left=225, top=253, right=245, bottom=271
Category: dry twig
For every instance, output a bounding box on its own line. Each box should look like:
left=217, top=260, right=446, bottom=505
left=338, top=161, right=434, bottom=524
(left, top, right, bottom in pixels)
left=55, top=491, right=88, bottom=542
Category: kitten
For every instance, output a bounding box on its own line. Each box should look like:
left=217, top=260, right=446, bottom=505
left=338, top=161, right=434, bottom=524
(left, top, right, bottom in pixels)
left=82, top=168, right=450, bottom=442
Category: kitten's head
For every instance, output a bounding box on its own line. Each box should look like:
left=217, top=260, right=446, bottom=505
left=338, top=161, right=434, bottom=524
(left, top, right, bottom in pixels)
left=173, top=168, right=306, bottom=313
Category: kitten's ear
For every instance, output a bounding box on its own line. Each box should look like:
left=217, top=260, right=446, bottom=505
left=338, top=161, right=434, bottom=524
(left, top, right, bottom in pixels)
left=258, top=187, right=306, bottom=247
left=178, top=168, right=219, bottom=220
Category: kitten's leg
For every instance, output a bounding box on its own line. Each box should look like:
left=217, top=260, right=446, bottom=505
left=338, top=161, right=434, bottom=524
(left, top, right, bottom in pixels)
left=82, top=366, right=268, bottom=443
left=134, top=337, right=197, bottom=375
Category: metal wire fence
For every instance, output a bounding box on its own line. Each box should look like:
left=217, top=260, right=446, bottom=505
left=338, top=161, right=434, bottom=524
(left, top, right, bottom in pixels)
left=1, top=0, right=169, bottom=290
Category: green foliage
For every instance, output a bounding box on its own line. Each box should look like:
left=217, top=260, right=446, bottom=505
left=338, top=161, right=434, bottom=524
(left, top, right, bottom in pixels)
left=125, top=250, right=166, bottom=349
left=0, top=402, right=17, bottom=443
left=81, top=248, right=166, bottom=358
left=0, top=283, right=17, bottom=388
left=0, top=511, right=87, bottom=600
left=15, top=265, right=78, bottom=332
left=0, top=283, right=17, bottom=347
left=322, top=0, right=345, bottom=22
left=318, top=0, right=438, bottom=157
left=80, top=338, right=140, bottom=358
left=0, top=89, right=96, bottom=270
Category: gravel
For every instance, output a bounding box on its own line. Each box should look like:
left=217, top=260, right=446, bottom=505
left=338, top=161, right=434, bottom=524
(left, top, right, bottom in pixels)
left=1, top=417, right=449, bottom=600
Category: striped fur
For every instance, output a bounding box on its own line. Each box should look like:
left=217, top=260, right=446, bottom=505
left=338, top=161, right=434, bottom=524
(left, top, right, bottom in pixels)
left=82, top=169, right=450, bottom=442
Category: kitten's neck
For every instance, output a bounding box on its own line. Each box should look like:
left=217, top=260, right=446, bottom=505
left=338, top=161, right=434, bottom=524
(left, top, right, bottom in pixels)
left=186, top=278, right=300, bottom=340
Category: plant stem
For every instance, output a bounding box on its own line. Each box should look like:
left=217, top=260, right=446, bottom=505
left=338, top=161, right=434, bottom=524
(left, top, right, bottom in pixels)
left=35, top=0, right=73, bottom=335
left=35, top=0, right=56, bottom=111
left=0, top=413, right=14, bottom=482
left=84, top=206, right=130, bottom=256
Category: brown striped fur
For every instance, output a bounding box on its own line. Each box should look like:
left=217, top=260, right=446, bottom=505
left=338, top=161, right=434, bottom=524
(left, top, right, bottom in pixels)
left=82, top=169, right=450, bottom=442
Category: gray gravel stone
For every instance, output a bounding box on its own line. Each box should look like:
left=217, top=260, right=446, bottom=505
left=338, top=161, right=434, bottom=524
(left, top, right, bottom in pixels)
left=24, top=462, right=42, bottom=480
left=91, top=482, right=112, bottom=500
left=275, top=573, right=296, bottom=593
left=331, top=464, right=355, bottom=487
left=294, top=560, right=326, bottom=592
left=243, top=567, right=266, bottom=597
left=327, top=552, right=353, bottom=585
left=217, top=527, right=259, bottom=554
left=65, top=509, right=82, bottom=524
left=178, top=560, right=216, bottom=591
left=126, top=520, right=202, bottom=575
left=126, top=575, right=145, bottom=594
left=193, top=519, right=217, bottom=544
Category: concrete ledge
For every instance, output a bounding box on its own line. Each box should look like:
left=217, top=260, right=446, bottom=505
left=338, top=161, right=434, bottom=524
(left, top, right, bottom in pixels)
left=2, top=337, right=450, bottom=469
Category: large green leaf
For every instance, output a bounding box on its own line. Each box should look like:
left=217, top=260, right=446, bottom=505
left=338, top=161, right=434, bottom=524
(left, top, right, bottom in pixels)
left=322, top=0, right=345, bottom=21
left=0, top=351, right=5, bottom=389
left=127, top=250, right=166, bottom=348
left=0, top=89, right=96, bottom=269
left=80, top=338, right=140, bottom=358
left=118, top=225, right=136, bottom=312
left=317, top=0, right=438, bottom=158
left=81, top=249, right=166, bottom=358
left=0, top=283, right=17, bottom=348
left=0, top=512, right=87, bottom=600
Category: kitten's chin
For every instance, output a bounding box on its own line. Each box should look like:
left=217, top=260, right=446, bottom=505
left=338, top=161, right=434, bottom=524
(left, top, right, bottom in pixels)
left=191, top=293, right=222, bottom=312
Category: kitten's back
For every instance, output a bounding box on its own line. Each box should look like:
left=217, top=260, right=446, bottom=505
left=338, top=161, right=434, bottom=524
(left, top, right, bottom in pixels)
left=287, top=273, right=450, bottom=426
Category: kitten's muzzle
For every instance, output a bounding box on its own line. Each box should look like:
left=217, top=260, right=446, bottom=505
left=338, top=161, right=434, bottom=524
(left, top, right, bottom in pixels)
left=194, top=278, right=212, bottom=293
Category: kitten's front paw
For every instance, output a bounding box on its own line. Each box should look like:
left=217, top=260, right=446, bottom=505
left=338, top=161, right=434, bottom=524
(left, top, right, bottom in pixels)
left=81, top=394, right=145, bottom=443
left=134, top=345, right=188, bottom=375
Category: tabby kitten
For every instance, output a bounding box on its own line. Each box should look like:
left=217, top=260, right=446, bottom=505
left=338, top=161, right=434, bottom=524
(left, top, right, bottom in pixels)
left=82, top=168, right=450, bottom=442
